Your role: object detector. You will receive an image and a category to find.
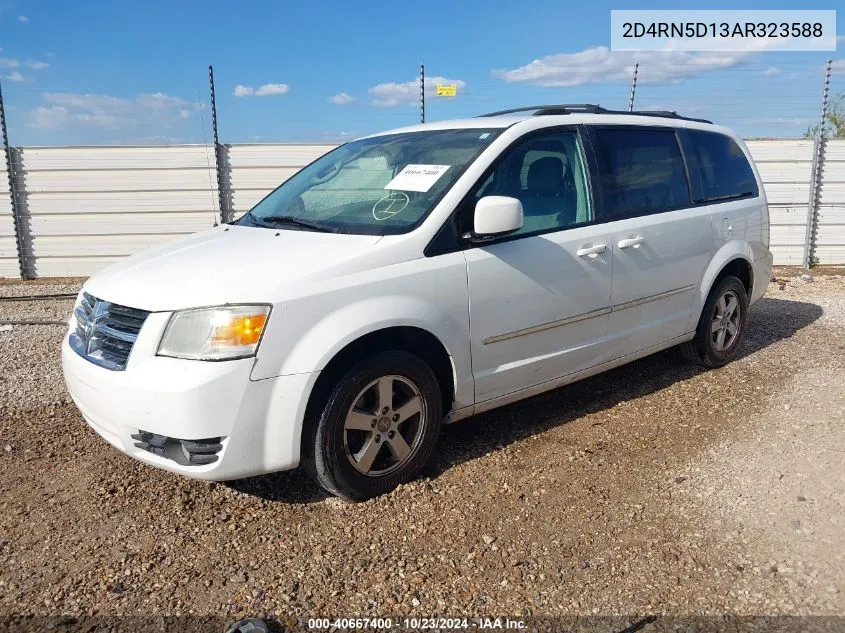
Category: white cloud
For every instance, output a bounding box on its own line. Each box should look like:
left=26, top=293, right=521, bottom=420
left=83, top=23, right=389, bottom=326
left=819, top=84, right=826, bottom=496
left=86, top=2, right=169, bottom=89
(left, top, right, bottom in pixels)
left=495, top=46, right=748, bottom=87
left=29, top=91, right=203, bottom=131
left=737, top=117, right=812, bottom=128
left=762, top=67, right=781, bottom=77
left=17, top=15, right=28, bottom=23
left=255, top=83, right=289, bottom=96
left=832, top=60, right=845, bottom=76
left=233, top=82, right=290, bottom=97
left=6, top=71, right=25, bottom=82
left=369, top=76, right=467, bottom=107
left=137, top=135, right=190, bottom=144
left=25, top=59, right=50, bottom=70
left=0, top=58, right=20, bottom=68
left=329, top=92, right=355, bottom=105
left=30, top=105, right=70, bottom=129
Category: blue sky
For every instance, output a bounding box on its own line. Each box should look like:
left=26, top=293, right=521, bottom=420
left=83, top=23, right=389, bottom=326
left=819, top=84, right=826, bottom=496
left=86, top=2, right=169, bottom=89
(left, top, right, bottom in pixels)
left=0, top=0, right=843, bottom=145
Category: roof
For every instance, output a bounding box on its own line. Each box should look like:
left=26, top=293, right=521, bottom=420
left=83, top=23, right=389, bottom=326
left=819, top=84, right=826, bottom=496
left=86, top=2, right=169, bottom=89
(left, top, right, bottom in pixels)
left=366, top=113, right=734, bottom=141
left=361, top=103, right=731, bottom=140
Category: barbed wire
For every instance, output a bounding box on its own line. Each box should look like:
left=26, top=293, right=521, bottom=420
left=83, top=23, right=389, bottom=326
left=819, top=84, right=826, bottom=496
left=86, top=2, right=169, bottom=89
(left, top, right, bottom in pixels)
left=0, top=57, right=841, bottom=145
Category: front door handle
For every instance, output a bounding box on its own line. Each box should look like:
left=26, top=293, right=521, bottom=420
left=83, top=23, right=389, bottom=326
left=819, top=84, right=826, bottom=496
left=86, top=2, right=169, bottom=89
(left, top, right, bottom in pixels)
left=576, top=244, right=607, bottom=258
left=618, top=236, right=645, bottom=249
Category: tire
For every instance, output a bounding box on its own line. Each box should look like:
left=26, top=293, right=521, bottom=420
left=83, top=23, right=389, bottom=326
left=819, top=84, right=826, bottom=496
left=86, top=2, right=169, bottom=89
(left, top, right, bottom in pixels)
left=302, top=350, right=442, bottom=500
left=680, top=275, right=749, bottom=368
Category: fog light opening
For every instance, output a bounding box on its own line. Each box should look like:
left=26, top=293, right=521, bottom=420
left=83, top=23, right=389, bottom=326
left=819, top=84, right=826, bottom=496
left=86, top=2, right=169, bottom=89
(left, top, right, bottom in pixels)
left=131, top=431, right=224, bottom=466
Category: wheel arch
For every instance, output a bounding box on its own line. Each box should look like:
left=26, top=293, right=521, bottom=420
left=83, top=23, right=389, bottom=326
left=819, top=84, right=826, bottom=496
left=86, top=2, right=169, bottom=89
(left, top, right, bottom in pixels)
left=689, top=242, right=755, bottom=331
left=305, top=325, right=456, bottom=422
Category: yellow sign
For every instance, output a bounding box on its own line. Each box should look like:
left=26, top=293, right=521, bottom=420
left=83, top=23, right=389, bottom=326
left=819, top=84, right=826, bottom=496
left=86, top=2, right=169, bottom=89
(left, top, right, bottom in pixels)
left=436, top=83, right=457, bottom=97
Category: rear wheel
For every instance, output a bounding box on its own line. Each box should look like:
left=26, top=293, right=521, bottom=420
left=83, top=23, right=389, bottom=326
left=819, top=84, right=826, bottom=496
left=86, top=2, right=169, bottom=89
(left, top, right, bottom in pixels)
left=302, top=350, right=442, bottom=500
left=680, top=275, right=748, bottom=368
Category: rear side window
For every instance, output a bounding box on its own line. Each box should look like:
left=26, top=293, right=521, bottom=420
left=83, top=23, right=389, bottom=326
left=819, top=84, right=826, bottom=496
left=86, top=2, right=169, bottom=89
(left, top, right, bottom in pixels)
left=591, top=128, right=690, bottom=220
left=686, top=130, right=758, bottom=202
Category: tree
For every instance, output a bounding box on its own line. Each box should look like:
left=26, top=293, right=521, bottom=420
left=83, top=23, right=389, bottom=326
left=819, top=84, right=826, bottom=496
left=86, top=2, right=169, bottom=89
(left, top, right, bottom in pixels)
left=804, top=93, right=845, bottom=139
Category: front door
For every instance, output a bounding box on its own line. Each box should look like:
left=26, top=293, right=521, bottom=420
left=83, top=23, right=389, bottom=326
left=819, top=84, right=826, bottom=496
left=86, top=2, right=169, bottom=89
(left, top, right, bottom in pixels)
left=463, top=127, right=613, bottom=403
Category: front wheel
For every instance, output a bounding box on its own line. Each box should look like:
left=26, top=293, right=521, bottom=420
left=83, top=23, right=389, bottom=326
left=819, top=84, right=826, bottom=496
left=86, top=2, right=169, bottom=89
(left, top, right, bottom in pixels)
left=302, top=351, right=442, bottom=500
left=680, top=275, right=749, bottom=368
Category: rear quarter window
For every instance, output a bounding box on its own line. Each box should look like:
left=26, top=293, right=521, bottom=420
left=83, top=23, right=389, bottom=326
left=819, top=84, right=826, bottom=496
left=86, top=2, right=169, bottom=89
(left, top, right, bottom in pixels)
left=590, top=127, right=691, bottom=220
left=685, top=130, right=758, bottom=203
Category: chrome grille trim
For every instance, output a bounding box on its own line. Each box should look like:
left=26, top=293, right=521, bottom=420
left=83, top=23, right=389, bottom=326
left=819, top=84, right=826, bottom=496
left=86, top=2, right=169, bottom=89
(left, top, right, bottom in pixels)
left=69, top=292, right=149, bottom=371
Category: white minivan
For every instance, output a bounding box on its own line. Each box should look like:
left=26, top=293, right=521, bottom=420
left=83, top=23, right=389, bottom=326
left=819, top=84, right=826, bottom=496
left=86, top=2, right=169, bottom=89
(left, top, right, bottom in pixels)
left=62, top=105, right=773, bottom=499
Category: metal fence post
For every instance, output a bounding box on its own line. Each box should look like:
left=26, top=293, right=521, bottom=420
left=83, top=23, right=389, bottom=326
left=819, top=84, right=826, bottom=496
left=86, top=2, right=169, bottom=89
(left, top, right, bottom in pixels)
left=419, top=64, right=425, bottom=124
left=209, top=64, right=230, bottom=224
left=628, top=62, right=639, bottom=112
left=0, top=81, right=27, bottom=280
left=804, top=59, right=832, bottom=269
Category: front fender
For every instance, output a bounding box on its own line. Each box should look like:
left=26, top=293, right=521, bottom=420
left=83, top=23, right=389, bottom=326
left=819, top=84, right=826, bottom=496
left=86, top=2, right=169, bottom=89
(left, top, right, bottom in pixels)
left=687, top=240, right=755, bottom=332
left=252, top=295, right=473, bottom=409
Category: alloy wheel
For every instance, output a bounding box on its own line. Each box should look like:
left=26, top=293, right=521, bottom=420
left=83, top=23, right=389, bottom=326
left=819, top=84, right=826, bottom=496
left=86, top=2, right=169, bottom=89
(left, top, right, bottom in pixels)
left=343, top=375, right=426, bottom=476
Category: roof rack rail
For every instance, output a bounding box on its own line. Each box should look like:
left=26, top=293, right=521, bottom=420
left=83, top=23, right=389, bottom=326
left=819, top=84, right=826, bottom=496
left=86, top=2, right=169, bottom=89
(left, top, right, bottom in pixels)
left=476, top=104, right=607, bottom=117
left=477, top=103, right=712, bottom=124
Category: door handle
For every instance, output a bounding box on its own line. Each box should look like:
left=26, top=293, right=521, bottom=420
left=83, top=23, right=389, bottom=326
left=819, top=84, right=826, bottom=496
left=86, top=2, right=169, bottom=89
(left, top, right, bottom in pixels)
left=618, top=236, right=645, bottom=249
left=576, top=244, right=607, bottom=258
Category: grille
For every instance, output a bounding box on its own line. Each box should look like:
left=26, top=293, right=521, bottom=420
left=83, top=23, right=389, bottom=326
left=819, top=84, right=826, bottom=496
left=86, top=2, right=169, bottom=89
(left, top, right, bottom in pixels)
left=69, top=292, right=150, bottom=371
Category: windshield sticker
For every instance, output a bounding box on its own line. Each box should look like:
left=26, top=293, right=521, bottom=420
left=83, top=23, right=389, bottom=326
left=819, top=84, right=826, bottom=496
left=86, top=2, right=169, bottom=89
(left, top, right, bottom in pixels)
left=372, top=191, right=410, bottom=221
left=384, top=164, right=450, bottom=193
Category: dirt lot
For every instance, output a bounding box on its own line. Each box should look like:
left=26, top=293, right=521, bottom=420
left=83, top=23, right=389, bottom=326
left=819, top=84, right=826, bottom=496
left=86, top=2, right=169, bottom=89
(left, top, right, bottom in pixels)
left=0, top=270, right=843, bottom=630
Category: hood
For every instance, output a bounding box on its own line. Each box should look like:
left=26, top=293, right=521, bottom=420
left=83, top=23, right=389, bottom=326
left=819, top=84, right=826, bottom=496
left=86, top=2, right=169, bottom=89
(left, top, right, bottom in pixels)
left=85, top=225, right=382, bottom=311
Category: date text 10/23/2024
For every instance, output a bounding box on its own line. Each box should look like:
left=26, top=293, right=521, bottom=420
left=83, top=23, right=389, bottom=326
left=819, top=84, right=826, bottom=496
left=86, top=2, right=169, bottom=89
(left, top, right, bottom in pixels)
left=306, top=617, right=527, bottom=630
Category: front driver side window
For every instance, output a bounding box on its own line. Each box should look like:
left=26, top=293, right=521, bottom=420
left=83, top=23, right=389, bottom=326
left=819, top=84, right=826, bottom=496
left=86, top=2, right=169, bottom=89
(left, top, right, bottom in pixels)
left=473, top=130, right=593, bottom=237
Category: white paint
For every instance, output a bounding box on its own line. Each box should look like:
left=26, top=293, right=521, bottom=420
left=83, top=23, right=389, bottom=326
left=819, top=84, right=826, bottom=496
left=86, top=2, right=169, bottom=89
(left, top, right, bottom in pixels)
left=473, top=196, right=523, bottom=235
left=372, top=191, right=410, bottom=220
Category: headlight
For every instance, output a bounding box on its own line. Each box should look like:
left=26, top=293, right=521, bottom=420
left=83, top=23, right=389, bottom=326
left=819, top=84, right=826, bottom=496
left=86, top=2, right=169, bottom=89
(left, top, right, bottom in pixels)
left=157, top=305, right=271, bottom=361
left=69, top=290, right=85, bottom=330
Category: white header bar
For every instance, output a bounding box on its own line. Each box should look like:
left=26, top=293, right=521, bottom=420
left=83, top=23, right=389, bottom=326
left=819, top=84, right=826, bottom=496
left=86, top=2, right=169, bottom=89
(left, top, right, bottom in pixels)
left=611, top=10, right=837, bottom=52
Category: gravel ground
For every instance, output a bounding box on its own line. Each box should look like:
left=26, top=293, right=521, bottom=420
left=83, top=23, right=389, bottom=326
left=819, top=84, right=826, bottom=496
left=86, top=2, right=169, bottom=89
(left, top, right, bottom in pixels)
left=0, top=271, right=843, bottom=630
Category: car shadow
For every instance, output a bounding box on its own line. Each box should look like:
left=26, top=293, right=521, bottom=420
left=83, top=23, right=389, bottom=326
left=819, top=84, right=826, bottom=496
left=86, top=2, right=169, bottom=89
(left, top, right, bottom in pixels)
left=232, top=296, right=822, bottom=503
left=425, top=296, right=823, bottom=479
left=224, top=465, right=328, bottom=504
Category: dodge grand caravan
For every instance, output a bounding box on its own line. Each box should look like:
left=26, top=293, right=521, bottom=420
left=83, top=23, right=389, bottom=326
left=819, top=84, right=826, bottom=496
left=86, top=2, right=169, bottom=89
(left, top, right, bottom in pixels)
left=62, top=104, right=773, bottom=500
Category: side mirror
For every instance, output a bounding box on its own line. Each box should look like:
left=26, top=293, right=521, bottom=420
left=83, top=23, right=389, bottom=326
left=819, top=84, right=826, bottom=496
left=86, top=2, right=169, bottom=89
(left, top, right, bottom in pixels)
left=469, top=196, right=523, bottom=241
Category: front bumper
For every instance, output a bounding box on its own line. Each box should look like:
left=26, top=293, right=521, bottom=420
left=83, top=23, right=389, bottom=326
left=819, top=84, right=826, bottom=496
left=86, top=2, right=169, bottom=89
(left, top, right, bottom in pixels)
left=62, top=336, right=317, bottom=481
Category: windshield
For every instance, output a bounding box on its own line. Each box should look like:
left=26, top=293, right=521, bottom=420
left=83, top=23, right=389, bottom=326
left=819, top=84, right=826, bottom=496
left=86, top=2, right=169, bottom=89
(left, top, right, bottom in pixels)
left=238, top=128, right=502, bottom=235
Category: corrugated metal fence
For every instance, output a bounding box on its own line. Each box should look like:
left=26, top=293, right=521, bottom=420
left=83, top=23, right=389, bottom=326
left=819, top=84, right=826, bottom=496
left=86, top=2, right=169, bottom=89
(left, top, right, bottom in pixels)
left=0, top=147, right=15, bottom=278
left=1, top=139, right=844, bottom=278
left=819, top=142, right=845, bottom=264
left=15, top=146, right=221, bottom=277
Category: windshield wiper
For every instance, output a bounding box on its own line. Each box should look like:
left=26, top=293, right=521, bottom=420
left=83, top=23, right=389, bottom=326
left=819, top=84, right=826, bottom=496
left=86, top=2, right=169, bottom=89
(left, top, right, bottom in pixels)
left=248, top=213, right=337, bottom=233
